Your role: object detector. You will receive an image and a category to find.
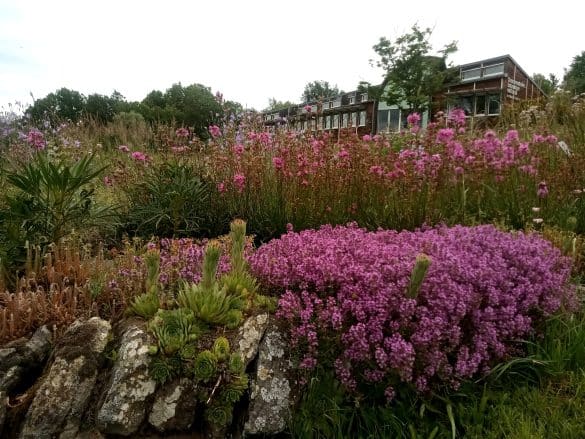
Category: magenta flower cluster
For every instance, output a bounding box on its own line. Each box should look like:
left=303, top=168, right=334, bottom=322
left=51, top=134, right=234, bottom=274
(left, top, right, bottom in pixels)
left=249, top=224, right=575, bottom=397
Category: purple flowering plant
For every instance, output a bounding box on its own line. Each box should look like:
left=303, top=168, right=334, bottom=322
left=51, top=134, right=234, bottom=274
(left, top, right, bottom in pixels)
left=249, top=223, right=575, bottom=398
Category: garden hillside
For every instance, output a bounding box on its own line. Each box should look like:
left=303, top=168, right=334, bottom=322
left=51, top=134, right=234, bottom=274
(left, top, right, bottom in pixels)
left=0, top=92, right=585, bottom=438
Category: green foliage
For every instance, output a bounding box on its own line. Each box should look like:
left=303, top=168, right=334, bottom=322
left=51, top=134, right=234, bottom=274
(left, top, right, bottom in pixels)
left=212, top=336, right=230, bottom=361
left=149, top=355, right=183, bottom=384
left=532, top=73, right=559, bottom=96
left=302, top=80, right=341, bottom=103
left=201, top=241, right=221, bottom=291
left=128, top=291, right=159, bottom=319
left=148, top=308, right=204, bottom=355
left=122, top=162, right=213, bottom=238
left=193, top=350, right=218, bottom=382
left=177, top=282, right=243, bottom=327
left=27, top=87, right=86, bottom=125
left=2, top=152, right=111, bottom=244
left=407, top=253, right=431, bottom=299
left=139, top=82, right=223, bottom=138
left=564, top=50, right=585, bottom=95
left=253, top=294, right=278, bottom=313
left=228, top=352, right=245, bottom=375
left=369, top=24, right=457, bottom=113
left=205, top=401, right=233, bottom=427
left=264, top=98, right=296, bottom=112
left=220, top=374, right=248, bottom=404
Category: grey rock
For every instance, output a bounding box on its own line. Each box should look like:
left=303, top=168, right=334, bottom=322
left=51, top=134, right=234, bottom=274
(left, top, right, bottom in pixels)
left=0, top=391, right=6, bottom=438
left=96, top=323, right=156, bottom=436
left=0, top=326, right=52, bottom=393
left=244, top=322, right=292, bottom=435
left=19, top=317, right=111, bottom=439
left=148, top=378, right=198, bottom=432
left=234, top=313, right=270, bottom=367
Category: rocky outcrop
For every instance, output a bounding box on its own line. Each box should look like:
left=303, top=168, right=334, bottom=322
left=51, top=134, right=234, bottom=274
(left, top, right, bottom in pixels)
left=96, top=322, right=157, bottom=436
left=148, top=378, right=198, bottom=432
left=235, top=313, right=270, bottom=367
left=0, top=391, right=6, bottom=437
left=19, top=317, right=111, bottom=439
left=0, top=326, right=52, bottom=394
left=244, top=321, right=293, bottom=435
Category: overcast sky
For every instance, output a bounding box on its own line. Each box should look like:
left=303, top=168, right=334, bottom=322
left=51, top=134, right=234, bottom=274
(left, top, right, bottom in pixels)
left=0, top=0, right=582, bottom=112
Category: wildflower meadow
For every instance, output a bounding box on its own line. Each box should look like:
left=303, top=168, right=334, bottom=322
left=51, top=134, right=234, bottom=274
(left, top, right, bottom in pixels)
left=1, top=91, right=585, bottom=437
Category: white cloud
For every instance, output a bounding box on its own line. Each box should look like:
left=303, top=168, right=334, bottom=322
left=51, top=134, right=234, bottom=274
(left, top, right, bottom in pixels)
left=1, top=0, right=583, bottom=111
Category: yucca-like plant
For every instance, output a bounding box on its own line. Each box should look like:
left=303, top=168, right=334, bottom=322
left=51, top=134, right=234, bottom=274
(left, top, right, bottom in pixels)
left=194, top=350, right=218, bottom=382
left=177, top=282, right=242, bottom=327
left=128, top=291, right=159, bottom=319
left=220, top=373, right=248, bottom=404
left=201, top=240, right=221, bottom=291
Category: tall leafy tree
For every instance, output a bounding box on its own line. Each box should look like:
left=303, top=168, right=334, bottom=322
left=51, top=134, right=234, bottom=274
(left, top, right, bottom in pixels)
left=563, top=51, right=585, bottom=95
left=532, top=73, right=559, bottom=96
left=264, top=98, right=296, bottom=112
left=366, top=25, right=457, bottom=113
left=27, top=87, right=86, bottom=125
left=301, top=81, right=341, bottom=103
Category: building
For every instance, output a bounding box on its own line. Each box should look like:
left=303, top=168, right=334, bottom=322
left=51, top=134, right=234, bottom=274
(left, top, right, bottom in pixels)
left=262, top=90, right=376, bottom=137
left=435, top=54, right=546, bottom=127
left=263, top=54, right=545, bottom=134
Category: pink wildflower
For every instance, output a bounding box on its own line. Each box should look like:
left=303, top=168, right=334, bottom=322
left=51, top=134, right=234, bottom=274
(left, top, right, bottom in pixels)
left=118, top=145, right=130, bottom=153
left=175, top=127, right=189, bottom=137
left=272, top=157, right=284, bottom=169
left=537, top=181, right=549, bottom=198
left=26, top=129, right=46, bottom=150
left=131, top=151, right=147, bottom=161
left=407, top=112, right=421, bottom=126
left=208, top=125, right=222, bottom=138
left=233, top=173, right=246, bottom=193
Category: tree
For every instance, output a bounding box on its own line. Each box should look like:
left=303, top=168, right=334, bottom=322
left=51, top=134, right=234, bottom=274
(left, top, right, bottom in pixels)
left=85, top=93, right=116, bottom=123
left=264, top=98, right=296, bottom=112
left=563, top=51, right=585, bottom=95
left=532, top=73, right=559, bottom=96
left=301, top=81, right=341, bottom=103
left=367, top=25, right=457, bottom=113
left=27, top=87, right=86, bottom=125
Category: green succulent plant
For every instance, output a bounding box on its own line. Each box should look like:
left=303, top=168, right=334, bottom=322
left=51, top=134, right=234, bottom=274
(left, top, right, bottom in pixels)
left=213, top=336, right=230, bottom=361
left=150, top=355, right=175, bottom=384
left=194, top=350, right=218, bottom=382
left=221, top=373, right=249, bottom=404
left=148, top=308, right=205, bottom=355
left=128, top=291, right=159, bottom=319
left=228, top=352, right=245, bottom=375
left=177, top=281, right=243, bottom=327
left=205, top=401, right=233, bottom=427
left=253, top=294, right=278, bottom=313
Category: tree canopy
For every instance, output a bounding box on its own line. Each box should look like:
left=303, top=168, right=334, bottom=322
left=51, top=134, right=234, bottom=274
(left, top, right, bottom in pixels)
left=301, top=81, right=341, bottom=103
left=532, top=73, right=559, bottom=96
left=563, top=51, right=585, bottom=95
left=366, top=25, right=457, bottom=113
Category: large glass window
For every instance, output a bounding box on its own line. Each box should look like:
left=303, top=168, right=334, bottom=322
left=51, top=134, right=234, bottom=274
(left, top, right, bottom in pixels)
left=332, top=114, right=339, bottom=128
left=488, top=94, right=501, bottom=115
left=389, top=109, right=400, bottom=132
left=457, top=96, right=474, bottom=116
left=377, top=110, right=389, bottom=132
left=483, top=63, right=504, bottom=76
left=358, top=111, right=366, bottom=126
left=475, top=95, right=486, bottom=115
left=462, top=68, right=481, bottom=81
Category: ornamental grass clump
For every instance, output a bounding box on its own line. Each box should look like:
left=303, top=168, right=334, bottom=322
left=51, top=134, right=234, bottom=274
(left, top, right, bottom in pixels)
left=249, top=223, right=576, bottom=397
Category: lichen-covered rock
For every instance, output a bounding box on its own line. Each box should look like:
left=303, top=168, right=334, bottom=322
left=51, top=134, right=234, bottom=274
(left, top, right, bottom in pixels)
left=235, top=313, right=270, bottom=367
left=96, top=322, right=156, bottom=436
left=244, top=322, right=292, bottom=435
left=0, top=326, right=52, bottom=393
left=19, top=318, right=111, bottom=439
left=148, top=378, right=198, bottom=432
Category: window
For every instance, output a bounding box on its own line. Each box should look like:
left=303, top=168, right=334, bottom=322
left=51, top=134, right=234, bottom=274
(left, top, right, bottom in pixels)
left=389, top=109, right=400, bottom=132
left=332, top=114, right=339, bottom=128
left=483, top=63, right=504, bottom=77
left=342, top=113, right=349, bottom=128
left=457, top=96, right=474, bottom=116
left=377, top=110, right=389, bottom=132
left=360, top=93, right=368, bottom=102
left=325, top=115, right=331, bottom=129
left=475, top=95, right=486, bottom=115
left=348, top=96, right=355, bottom=105
left=461, top=67, right=481, bottom=81
left=332, top=98, right=342, bottom=108
left=358, top=111, right=366, bottom=127
left=488, top=94, right=500, bottom=115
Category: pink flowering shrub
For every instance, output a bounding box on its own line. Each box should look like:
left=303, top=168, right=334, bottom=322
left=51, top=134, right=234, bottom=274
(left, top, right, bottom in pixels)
left=249, top=223, right=575, bottom=397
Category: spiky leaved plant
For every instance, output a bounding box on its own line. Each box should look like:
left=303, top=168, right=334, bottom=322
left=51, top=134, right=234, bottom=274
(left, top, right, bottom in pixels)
left=221, top=219, right=258, bottom=309
left=407, top=253, right=431, bottom=299
left=213, top=336, right=230, bottom=361
left=194, top=350, right=218, bottom=383
left=128, top=248, right=162, bottom=319
left=148, top=308, right=204, bottom=355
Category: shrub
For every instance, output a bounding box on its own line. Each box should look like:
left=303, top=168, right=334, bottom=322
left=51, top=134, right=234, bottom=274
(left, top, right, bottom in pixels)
left=249, top=223, right=576, bottom=396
